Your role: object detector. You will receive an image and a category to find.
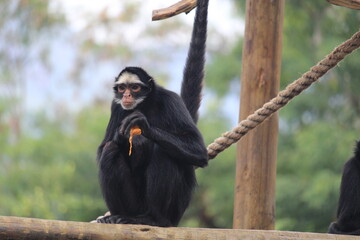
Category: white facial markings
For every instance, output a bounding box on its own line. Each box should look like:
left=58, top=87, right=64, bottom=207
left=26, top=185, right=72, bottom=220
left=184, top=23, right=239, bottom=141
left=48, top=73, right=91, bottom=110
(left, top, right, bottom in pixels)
left=122, top=96, right=145, bottom=110
left=114, top=72, right=146, bottom=110
left=115, top=72, right=144, bottom=85
left=115, top=96, right=145, bottom=110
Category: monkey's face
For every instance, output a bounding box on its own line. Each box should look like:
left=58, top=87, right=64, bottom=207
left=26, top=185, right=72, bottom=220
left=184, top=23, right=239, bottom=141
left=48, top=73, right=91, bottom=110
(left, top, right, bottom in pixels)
left=113, top=72, right=148, bottom=110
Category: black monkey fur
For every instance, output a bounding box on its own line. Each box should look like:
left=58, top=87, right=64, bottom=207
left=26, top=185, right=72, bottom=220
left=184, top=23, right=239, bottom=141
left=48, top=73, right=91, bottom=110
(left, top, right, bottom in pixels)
left=96, top=0, right=209, bottom=227
left=328, top=140, right=360, bottom=235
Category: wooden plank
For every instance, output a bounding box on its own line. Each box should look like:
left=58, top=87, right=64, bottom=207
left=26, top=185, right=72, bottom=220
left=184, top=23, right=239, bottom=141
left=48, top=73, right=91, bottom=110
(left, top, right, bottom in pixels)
left=233, top=0, right=284, bottom=230
left=327, top=0, right=360, bottom=10
left=0, top=216, right=358, bottom=240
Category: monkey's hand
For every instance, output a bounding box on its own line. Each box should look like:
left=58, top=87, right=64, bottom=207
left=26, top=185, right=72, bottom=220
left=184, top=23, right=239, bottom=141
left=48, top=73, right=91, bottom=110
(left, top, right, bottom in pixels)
left=112, top=126, right=128, bottom=143
left=120, top=111, right=150, bottom=137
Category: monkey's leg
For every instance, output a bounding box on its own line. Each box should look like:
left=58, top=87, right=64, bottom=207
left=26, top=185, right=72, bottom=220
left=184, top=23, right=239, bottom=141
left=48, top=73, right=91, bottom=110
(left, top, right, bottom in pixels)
left=143, top=154, right=196, bottom=227
left=98, top=141, right=145, bottom=223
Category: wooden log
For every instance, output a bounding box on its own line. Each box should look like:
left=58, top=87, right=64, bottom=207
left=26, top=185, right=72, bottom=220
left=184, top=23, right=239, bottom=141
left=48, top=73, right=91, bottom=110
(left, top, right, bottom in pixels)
left=152, top=0, right=197, bottom=21
left=0, top=216, right=358, bottom=240
left=327, top=0, right=360, bottom=10
left=233, top=0, right=284, bottom=230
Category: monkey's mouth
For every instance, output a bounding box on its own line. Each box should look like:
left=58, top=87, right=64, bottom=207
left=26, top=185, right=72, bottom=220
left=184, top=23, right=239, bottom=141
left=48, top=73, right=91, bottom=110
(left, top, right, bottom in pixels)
left=122, top=100, right=133, bottom=107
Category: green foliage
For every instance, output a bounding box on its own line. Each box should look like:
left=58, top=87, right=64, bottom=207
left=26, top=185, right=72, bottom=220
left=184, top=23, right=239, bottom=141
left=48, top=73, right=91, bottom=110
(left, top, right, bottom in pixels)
left=0, top=106, right=109, bottom=221
left=267, top=1, right=360, bottom=233
left=181, top=112, right=236, bottom=228
left=277, top=123, right=357, bottom=232
left=205, top=39, right=243, bottom=97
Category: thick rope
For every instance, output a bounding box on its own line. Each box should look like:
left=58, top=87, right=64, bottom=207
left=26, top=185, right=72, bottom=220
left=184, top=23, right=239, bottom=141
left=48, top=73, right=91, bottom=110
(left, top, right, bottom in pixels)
left=207, top=29, right=360, bottom=160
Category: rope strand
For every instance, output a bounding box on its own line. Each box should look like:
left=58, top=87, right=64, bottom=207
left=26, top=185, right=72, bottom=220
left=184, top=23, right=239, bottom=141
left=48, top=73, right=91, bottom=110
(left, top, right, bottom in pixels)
left=207, top=29, right=360, bottom=160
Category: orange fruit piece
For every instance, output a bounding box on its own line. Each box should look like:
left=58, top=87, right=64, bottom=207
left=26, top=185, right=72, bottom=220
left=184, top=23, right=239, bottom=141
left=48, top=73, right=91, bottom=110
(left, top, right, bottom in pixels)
left=129, top=126, right=142, bottom=156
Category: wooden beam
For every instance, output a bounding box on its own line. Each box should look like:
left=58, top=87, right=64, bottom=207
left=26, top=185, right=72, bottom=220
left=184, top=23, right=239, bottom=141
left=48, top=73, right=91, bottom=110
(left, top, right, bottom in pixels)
left=327, top=0, right=360, bottom=10
left=0, top=216, right=358, bottom=240
left=152, top=0, right=197, bottom=21
left=233, top=0, right=284, bottom=230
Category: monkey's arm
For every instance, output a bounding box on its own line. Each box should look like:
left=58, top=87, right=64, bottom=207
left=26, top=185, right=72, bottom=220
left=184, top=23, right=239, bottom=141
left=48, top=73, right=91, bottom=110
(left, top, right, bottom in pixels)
left=120, top=111, right=208, bottom=167
left=149, top=126, right=208, bottom=167
left=97, top=126, right=129, bottom=163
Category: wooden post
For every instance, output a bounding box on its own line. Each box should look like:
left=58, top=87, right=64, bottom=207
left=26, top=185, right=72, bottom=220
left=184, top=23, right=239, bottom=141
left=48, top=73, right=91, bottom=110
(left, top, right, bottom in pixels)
left=233, top=0, right=284, bottom=230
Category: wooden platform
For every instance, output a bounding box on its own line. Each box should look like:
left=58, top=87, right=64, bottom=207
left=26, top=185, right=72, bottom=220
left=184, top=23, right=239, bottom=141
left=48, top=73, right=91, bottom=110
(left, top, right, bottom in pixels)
left=0, top=216, right=358, bottom=240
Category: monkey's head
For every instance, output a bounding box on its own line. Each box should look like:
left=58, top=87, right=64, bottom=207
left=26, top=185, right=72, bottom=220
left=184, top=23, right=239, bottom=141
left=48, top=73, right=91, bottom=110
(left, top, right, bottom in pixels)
left=113, top=67, right=154, bottom=110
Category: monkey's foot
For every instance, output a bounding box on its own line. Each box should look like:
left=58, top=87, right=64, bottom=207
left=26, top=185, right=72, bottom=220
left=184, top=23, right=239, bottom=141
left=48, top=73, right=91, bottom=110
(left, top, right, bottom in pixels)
left=90, top=211, right=111, bottom=223
left=96, top=215, right=142, bottom=224
left=96, top=215, right=169, bottom=227
left=96, top=215, right=125, bottom=224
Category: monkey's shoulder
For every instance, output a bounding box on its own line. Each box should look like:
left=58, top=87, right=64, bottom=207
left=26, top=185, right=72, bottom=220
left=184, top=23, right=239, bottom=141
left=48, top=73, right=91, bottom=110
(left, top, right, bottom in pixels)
left=155, top=87, right=188, bottom=112
left=148, top=87, right=194, bottom=126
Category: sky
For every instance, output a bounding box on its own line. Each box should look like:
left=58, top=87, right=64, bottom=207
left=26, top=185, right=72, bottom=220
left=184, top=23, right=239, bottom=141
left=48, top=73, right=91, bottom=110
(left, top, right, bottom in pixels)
left=24, top=0, right=244, bottom=124
left=56, top=0, right=243, bottom=38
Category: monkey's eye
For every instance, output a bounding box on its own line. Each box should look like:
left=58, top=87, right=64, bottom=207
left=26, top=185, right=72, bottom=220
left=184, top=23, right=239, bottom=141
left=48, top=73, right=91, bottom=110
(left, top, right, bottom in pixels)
left=117, top=85, right=126, bottom=93
left=131, top=84, right=141, bottom=93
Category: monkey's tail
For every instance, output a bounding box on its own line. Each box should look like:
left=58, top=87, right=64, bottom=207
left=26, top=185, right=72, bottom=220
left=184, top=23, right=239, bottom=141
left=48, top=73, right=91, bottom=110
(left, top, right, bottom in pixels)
left=180, top=0, right=209, bottom=123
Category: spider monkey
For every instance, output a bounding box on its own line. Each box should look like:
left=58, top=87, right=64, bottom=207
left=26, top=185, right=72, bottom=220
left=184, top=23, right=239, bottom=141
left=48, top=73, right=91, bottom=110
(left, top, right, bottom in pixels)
left=328, top=140, right=360, bottom=235
left=96, top=0, right=209, bottom=227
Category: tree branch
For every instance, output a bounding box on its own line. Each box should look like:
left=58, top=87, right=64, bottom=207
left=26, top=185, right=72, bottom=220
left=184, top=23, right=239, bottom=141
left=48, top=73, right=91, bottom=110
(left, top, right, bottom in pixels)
left=152, top=0, right=197, bottom=21
left=327, top=0, right=360, bottom=10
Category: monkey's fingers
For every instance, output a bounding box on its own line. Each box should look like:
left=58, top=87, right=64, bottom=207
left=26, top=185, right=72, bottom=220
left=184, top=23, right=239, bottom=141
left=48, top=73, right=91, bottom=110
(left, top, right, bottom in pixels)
left=120, top=111, right=143, bottom=135
left=124, top=117, right=146, bottom=136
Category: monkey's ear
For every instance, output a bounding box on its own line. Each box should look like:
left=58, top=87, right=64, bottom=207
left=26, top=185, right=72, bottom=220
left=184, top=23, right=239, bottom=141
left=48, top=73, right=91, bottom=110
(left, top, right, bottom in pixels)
left=148, top=78, right=154, bottom=90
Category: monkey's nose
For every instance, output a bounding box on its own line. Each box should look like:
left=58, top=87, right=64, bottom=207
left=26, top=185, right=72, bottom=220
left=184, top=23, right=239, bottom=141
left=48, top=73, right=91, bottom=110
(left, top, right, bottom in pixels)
left=124, top=89, right=131, bottom=97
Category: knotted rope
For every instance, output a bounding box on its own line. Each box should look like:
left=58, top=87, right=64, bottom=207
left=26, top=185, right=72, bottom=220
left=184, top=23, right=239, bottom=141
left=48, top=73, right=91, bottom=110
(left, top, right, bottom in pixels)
left=207, top=29, right=360, bottom=160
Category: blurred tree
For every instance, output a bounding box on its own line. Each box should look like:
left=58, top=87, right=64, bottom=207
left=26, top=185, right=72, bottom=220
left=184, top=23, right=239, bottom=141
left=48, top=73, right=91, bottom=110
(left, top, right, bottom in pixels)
left=202, top=0, right=360, bottom=232
left=0, top=105, right=108, bottom=221
left=0, top=0, right=64, bottom=141
left=275, top=2, right=360, bottom=233
left=182, top=110, right=236, bottom=228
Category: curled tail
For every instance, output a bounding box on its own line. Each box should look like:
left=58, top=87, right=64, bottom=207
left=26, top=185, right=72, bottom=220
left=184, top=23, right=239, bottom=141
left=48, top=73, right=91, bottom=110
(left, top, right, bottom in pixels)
left=181, top=0, right=209, bottom=123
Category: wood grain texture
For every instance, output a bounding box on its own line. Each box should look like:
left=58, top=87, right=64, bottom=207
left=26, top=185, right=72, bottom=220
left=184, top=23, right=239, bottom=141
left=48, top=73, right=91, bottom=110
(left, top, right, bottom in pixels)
left=327, top=0, right=360, bottom=9
left=234, top=0, right=284, bottom=230
left=152, top=0, right=197, bottom=21
left=0, top=216, right=358, bottom=240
